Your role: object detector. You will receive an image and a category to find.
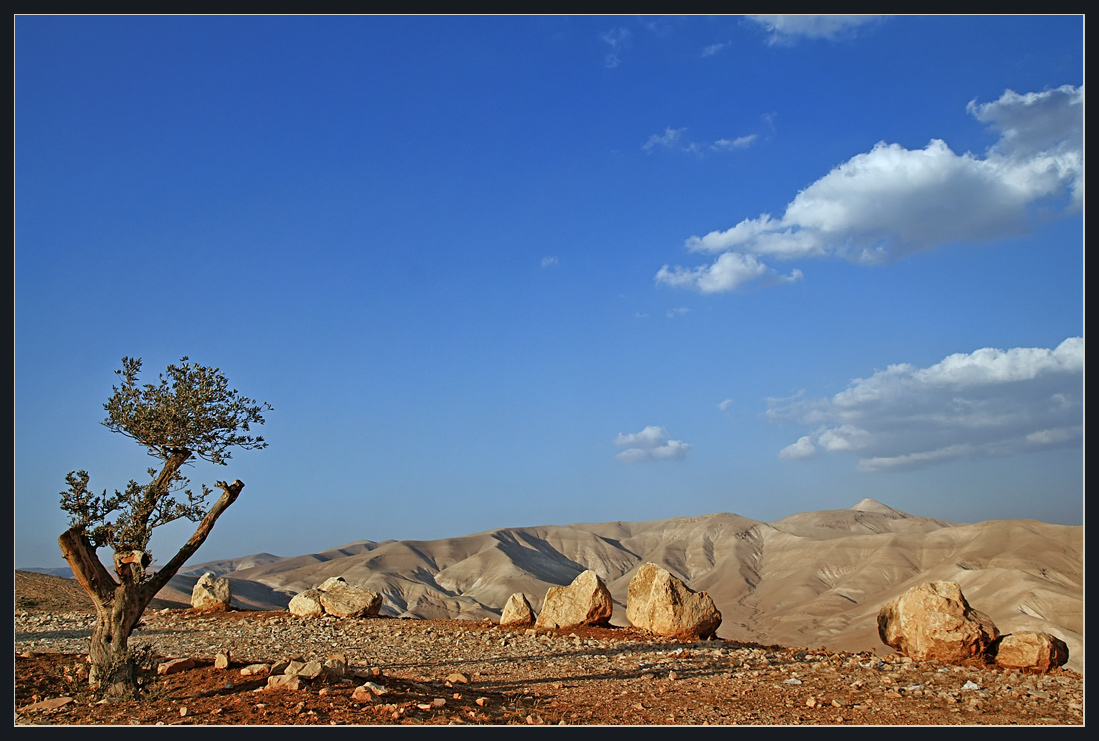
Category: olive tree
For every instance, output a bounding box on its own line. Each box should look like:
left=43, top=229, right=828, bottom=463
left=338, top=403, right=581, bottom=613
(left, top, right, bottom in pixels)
left=58, top=356, right=271, bottom=698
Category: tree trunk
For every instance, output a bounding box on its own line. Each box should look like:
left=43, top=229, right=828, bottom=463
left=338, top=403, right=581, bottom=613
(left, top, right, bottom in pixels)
left=58, top=480, right=246, bottom=699
left=87, top=586, right=148, bottom=698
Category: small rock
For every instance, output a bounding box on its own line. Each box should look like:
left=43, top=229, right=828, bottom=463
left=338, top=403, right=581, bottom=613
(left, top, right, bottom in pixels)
left=157, top=658, right=195, bottom=676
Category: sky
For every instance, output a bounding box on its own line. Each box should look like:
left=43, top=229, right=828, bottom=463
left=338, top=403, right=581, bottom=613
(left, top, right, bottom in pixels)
left=14, top=15, right=1083, bottom=570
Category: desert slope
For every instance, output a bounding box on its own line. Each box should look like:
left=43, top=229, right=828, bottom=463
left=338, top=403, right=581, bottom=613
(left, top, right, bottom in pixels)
left=165, top=500, right=1083, bottom=671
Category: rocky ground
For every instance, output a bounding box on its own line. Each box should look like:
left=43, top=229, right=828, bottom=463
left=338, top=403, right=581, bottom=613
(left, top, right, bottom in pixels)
left=13, top=572, right=1085, bottom=726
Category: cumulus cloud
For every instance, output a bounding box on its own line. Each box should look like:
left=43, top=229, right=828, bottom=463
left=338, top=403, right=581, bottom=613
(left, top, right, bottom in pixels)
left=657, top=85, right=1083, bottom=293
left=768, top=337, right=1083, bottom=472
left=541, top=256, right=558, bottom=268
left=747, top=15, right=884, bottom=44
left=779, top=435, right=817, bottom=460
left=656, top=251, right=802, bottom=294
left=614, top=425, right=691, bottom=463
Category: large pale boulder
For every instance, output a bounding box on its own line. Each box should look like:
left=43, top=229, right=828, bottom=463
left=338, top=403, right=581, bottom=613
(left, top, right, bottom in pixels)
left=534, top=570, right=613, bottom=630
left=500, top=593, right=535, bottom=627
left=877, top=581, right=998, bottom=663
left=626, top=563, right=722, bottom=639
left=317, top=577, right=383, bottom=618
left=288, top=589, right=325, bottom=618
left=191, top=572, right=231, bottom=613
left=993, top=632, right=1069, bottom=673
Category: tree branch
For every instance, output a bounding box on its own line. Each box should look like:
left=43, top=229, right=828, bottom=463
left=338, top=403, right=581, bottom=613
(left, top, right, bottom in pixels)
left=143, top=479, right=245, bottom=596
left=58, top=527, right=118, bottom=606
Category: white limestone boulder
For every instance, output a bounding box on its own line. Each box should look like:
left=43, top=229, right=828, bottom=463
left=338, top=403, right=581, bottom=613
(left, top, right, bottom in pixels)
left=877, top=581, right=998, bottom=663
left=993, top=632, right=1069, bottom=673
left=317, top=576, right=383, bottom=618
left=534, top=570, right=613, bottom=630
left=500, top=592, right=536, bottom=627
left=191, top=572, right=231, bottom=613
left=626, top=562, right=722, bottom=639
left=288, top=588, right=325, bottom=618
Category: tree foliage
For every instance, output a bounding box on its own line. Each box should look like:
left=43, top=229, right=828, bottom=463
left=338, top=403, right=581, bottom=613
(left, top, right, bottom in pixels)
left=60, top=357, right=271, bottom=556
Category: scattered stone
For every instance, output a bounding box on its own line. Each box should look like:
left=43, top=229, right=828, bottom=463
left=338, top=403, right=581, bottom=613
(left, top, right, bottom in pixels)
left=534, top=570, right=613, bottom=630
left=625, top=562, right=722, bottom=639
left=877, top=582, right=998, bottom=663
left=323, top=656, right=348, bottom=679
left=266, top=675, right=304, bottom=690
left=992, top=632, right=1070, bottom=673
left=294, top=661, right=324, bottom=680
left=157, top=658, right=195, bottom=675
left=191, top=572, right=231, bottom=613
left=351, top=686, right=375, bottom=703
left=500, top=592, right=536, bottom=627
left=446, top=672, right=470, bottom=685
left=22, top=697, right=74, bottom=712
left=214, top=650, right=231, bottom=669
left=240, top=663, right=269, bottom=677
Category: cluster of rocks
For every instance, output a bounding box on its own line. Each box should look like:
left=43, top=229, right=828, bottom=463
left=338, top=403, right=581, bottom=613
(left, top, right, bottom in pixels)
left=877, top=581, right=1069, bottom=673
left=498, top=564, right=722, bottom=640
left=278, top=564, right=721, bottom=641
left=195, top=570, right=1066, bottom=675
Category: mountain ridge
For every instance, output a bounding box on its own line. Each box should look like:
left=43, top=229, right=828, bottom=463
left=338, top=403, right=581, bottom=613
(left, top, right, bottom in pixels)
left=21, top=500, right=1082, bottom=671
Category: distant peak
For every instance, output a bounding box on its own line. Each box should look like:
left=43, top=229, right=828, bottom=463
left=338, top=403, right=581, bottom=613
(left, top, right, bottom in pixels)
left=850, top=499, right=905, bottom=516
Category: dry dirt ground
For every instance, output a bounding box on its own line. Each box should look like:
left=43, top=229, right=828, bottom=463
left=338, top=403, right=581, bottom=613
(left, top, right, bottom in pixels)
left=14, top=571, right=1084, bottom=726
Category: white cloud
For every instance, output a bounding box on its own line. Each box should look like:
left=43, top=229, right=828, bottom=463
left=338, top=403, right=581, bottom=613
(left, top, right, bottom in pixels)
left=643, top=127, right=687, bottom=152
left=747, top=15, right=884, bottom=44
left=712, top=135, right=758, bottom=151
left=656, top=251, right=802, bottom=294
left=541, top=256, right=558, bottom=268
left=702, top=42, right=727, bottom=57
left=601, top=27, right=631, bottom=69
left=644, top=127, right=760, bottom=156
left=666, top=307, right=689, bottom=319
left=614, top=425, right=691, bottom=463
left=658, top=85, right=1083, bottom=293
left=717, top=398, right=733, bottom=414
left=768, top=338, right=1083, bottom=472
left=779, top=435, right=816, bottom=460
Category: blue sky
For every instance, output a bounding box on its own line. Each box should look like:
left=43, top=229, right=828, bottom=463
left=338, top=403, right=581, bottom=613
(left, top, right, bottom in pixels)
left=15, top=16, right=1083, bottom=569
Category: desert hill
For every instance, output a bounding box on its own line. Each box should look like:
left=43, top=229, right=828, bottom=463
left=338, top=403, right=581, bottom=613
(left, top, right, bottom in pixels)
left=155, top=499, right=1082, bottom=672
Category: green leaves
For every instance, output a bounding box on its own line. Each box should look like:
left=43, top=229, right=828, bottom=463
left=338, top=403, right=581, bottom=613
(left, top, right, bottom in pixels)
left=102, top=356, right=272, bottom=465
left=61, top=356, right=271, bottom=559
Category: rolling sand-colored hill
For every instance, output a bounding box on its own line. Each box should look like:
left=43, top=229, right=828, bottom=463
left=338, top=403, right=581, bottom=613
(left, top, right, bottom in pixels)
left=159, top=499, right=1082, bottom=671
